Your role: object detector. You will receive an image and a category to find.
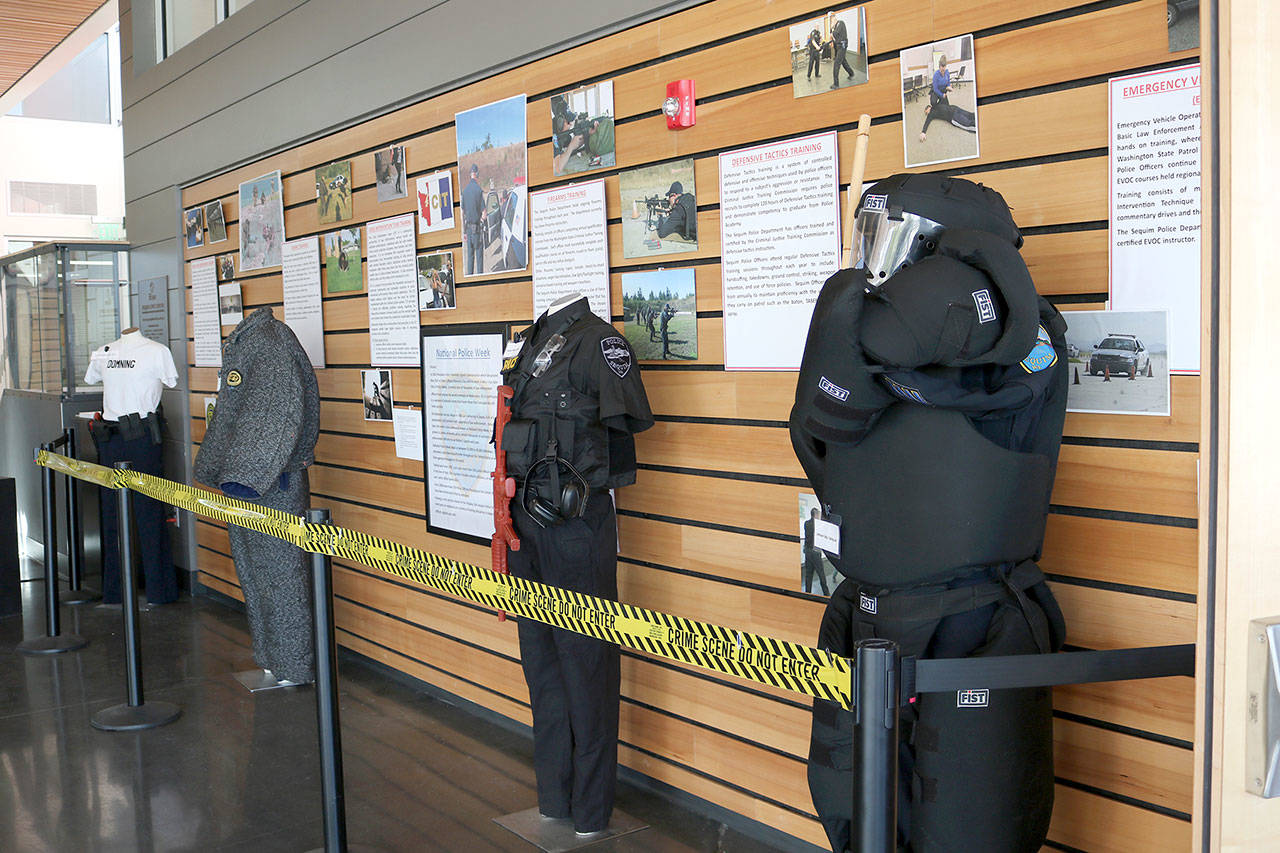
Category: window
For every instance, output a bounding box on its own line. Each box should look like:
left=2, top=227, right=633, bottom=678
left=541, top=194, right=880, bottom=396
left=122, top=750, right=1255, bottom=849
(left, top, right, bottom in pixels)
left=157, top=0, right=256, bottom=59
left=8, top=182, right=99, bottom=217
left=6, top=34, right=112, bottom=124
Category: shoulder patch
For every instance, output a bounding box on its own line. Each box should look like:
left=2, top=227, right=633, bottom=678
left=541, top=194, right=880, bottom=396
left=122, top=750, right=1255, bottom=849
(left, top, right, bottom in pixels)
left=1020, top=325, right=1058, bottom=374
left=226, top=369, right=243, bottom=387
left=600, top=336, right=632, bottom=378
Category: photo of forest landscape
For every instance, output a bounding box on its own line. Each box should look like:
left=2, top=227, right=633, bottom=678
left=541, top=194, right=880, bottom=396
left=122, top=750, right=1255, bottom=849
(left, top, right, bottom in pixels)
left=622, top=267, right=697, bottom=360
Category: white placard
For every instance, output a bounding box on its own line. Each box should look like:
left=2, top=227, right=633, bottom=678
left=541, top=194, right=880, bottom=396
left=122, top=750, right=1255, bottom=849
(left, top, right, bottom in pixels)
left=137, top=276, right=169, bottom=344
left=719, top=131, right=841, bottom=370
left=366, top=213, right=420, bottom=366
left=530, top=179, right=610, bottom=321
left=1109, top=64, right=1201, bottom=374
left=814, top=518, right=840, bottom=555
left=281, top=236, right=326, bottom=368
left=191, top=257, right=221, bottom=367
left=392, top=407, right=424, bottom=461
left=422, top=333, right=504, bottom=538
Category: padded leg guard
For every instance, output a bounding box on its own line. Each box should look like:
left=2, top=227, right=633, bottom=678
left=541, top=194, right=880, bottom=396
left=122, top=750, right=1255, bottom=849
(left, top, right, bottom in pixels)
left=908, top=599, right=1056, bottom=852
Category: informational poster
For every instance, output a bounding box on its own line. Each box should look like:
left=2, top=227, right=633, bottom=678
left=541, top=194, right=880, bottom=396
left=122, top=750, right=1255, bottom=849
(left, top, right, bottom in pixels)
left=137, top=276, right=169, bottom=344
left=530, top=179, right=610, bottom=321
left=719, top=131, right=841, bottom=370
left=422, top=331, right=504, bottom=538
left=191, top=257, right=221, bottom=367
left=393, top=408, right=424, bottom=461
left=365, top=213, right=420, bottom=365
left=1109, top=64, right=1201, bottom=374
left=281, top=236, right=326, bottom=368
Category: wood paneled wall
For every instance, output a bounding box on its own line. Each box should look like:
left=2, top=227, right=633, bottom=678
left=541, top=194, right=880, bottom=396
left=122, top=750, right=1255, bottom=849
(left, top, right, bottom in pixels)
left=180, top=1, right=1200, bottom=848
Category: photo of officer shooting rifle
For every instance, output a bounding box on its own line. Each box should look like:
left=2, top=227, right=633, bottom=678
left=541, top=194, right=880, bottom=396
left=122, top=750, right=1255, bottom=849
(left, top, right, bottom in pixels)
left=619, top=158, right=698, bottom=259
left=622, top=267, right=698, bottom=361
left=551, top=81, right=615, bottom=177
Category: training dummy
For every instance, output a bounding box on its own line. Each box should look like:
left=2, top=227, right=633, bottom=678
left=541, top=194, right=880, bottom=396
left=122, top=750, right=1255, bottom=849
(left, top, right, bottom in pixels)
left=793, top=174, right=1069, bottom=852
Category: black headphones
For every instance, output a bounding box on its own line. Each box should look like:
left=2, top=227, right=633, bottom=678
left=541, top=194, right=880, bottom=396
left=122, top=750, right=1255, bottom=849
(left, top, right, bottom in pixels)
left=520, top=455, right=590, bottom=528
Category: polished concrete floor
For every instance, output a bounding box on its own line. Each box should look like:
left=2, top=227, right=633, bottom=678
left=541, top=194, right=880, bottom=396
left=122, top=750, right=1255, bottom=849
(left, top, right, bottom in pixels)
left=1, top=570, right=804, bottom=852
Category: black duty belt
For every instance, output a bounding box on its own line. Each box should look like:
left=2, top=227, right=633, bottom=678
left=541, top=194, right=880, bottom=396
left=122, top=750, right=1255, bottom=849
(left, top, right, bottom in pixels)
left=90, top=410, right=163, bottom=445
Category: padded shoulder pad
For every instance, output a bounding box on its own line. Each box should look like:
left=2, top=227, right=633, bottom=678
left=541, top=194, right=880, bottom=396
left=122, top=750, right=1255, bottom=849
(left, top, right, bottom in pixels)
left=861, top=255, right=1004, bottom=368
left=935, top=229, right=1038, bottom=366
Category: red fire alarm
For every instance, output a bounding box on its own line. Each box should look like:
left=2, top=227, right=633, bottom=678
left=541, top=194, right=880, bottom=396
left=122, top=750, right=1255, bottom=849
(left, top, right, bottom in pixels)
left=663, top=79, right=696, bottom=128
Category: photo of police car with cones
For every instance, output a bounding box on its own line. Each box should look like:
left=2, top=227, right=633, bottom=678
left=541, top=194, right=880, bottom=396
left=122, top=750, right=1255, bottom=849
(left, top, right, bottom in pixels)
left=1064, top=309, right=1170, bottom=415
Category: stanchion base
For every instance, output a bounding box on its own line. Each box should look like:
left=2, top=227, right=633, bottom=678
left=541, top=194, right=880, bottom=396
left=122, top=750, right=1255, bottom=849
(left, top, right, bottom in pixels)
left=232, top=668, right=306, bottom=692
left=17, top=633, right=88, bottom=655
left=62, top=588, right=101, bottom=605
left=91, top=701, right=182, bottom=731
left=493, top=807, right=647, bottom=852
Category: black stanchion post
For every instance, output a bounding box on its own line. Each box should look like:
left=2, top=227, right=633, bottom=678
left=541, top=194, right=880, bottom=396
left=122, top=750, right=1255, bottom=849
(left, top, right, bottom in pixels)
left=62, top=426, right=98, bottom=604
left=308, top=507, right=348, bottom=853
left=853, top=638, right=899, bottom=853
left=90, top=462, right=180, bottom=731
left=17, top=444, right=87, bottom=655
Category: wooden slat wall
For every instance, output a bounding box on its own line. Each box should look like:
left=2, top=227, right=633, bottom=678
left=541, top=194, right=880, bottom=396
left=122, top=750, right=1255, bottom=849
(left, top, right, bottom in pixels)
left=179, top=1, right=1200, bottom=848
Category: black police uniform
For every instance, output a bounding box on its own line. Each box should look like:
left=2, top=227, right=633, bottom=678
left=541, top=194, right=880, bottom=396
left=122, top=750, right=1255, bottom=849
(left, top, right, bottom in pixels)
left=793, top=175, right=1068, bottom=853
left=499, top=295, right=653, bottom=833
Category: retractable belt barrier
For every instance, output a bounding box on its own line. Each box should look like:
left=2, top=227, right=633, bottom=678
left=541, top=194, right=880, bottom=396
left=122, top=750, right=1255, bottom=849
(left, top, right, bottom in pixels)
left=36, top=450, right=854, bottom=708
left=38, top=449, right=1193, bottom=707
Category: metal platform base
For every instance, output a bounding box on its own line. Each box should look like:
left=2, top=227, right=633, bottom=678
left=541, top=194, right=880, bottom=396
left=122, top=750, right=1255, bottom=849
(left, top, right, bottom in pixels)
left=493, top=807, right=647, bottom=852
left=17, top=633, right=88, bottom=655
left=232, top=668, right=307, bottom=692
left=62, top=588, right=101, bottom=605
left=91, top=701, right=182, bottom=731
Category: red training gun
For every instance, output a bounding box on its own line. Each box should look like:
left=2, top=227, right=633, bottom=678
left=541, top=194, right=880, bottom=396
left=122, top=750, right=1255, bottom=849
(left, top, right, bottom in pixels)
left=492, top=385, right=521, bottom=621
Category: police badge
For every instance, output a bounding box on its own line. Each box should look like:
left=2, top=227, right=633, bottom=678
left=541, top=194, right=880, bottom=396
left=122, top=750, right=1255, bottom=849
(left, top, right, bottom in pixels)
left=600, top=336, right=632, bottom=378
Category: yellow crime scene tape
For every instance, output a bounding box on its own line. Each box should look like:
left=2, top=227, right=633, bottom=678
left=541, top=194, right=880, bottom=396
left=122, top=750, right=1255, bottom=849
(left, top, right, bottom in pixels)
left=37, top=450, right=853, bottom=708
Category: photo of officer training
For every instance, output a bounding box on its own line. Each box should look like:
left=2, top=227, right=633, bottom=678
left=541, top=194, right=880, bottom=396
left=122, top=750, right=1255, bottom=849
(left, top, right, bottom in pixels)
left=619, top=159, right=697, bottom=259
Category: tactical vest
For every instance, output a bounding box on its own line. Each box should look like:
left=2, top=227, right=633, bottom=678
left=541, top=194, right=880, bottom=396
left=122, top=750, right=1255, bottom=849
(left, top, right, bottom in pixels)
left=501, top=311, right=619, bottom=491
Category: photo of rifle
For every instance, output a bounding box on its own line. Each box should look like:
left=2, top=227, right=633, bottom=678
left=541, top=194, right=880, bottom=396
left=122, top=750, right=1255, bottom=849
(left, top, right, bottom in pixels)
left=491, top=384, right=521, bottom=622
left=641, top=194, right=672, bottom=231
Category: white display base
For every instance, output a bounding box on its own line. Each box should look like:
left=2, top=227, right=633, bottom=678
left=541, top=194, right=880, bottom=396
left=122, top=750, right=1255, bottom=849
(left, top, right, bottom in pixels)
left=232, top=668, right=304, bottom=692
left=492, top=807, right=647, bottom=851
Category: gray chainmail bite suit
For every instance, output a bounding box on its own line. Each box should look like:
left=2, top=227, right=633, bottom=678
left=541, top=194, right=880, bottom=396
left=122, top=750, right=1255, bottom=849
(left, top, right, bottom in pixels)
left=194, top=307, right=321, bottom=683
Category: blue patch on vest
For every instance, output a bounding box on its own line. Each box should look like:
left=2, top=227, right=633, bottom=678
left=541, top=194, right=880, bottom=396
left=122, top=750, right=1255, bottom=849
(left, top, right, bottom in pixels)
left=1020, top=325, right=1058, bottom=374
left=882, top=375, right=930, bottom=405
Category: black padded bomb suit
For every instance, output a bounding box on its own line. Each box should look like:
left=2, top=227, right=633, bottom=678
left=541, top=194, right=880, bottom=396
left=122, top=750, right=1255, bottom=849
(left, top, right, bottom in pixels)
left=792, top=175, right=1069, bottom=853
left=500, top=296, right=654, bottom=833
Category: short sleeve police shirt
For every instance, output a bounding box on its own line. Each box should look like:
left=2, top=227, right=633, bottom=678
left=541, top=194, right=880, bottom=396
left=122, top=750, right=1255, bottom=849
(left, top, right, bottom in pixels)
left=84, top=331, right=179, bottom=421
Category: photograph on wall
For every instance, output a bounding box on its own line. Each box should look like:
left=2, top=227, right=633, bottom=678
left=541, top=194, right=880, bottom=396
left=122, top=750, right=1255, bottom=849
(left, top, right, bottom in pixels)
left=416, top=170, right=455, bottom=234
left=1168, top=2, right=1197, bottom=52
left=316, top=160, right=354, bottom=225
left=218, top=281, right=243, bottom=327
left=421, top=327, right=506, bottom=539
left=361, top=368, right=394, bottom=421
left=184, top=206, right=204, bottom=248
left=216, top=253, right=236, bottom=282
left=788, top=5, right=868, bottom=99
left=900, top=34, right=979, bottom=168
left=204, top=200, right=228, bottom=243
left=622, top=268, right=697, bottom=361
left=798, top=493, right=839, bottom=597
left=455, top=94, right=528, bottom=277
left=323, top=227, right=362, bottom=293
left=238, top=170, right=285, bottom=271
left=417, top=251, right=455, bottom=311
left=619, top=158, right=697, bottom=259
left=1064, top=309, right=1171, bottom=416
left=551, top=80, right=616, bottom=176
left=374, top=145, right=408, bottom=202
